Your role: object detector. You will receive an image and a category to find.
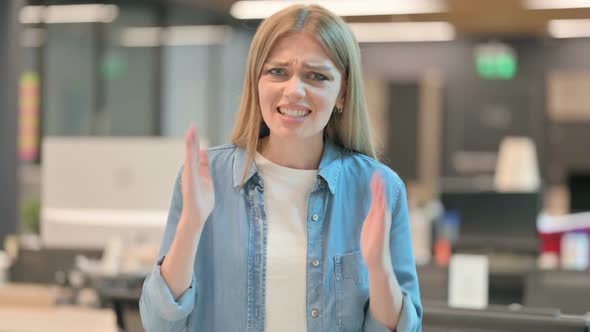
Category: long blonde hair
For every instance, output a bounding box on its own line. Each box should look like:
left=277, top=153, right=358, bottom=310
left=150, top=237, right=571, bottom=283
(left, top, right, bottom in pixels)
left=231, top=4, right=376, bottom=184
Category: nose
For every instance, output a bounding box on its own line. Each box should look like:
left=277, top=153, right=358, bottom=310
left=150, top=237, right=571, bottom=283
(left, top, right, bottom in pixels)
left=283, top=75, right=305, bottom=100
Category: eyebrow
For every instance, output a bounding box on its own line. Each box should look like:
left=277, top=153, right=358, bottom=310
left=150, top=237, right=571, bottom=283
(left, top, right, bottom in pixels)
left=265, top=60, right=334, bottom=71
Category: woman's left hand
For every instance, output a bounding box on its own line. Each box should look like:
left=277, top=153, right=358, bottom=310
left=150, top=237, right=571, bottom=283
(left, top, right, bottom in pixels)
left=361, top=172, right=405, bottom=330
left=360, top=172, right=393, bottom=273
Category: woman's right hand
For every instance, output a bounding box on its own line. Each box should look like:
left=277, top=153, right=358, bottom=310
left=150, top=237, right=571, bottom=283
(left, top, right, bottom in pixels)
left=181, top=124, right=215, bottom=231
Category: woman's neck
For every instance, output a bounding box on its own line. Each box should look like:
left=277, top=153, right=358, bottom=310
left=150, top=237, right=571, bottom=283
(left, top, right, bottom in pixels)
left=258, top=134, right=324, bottom=170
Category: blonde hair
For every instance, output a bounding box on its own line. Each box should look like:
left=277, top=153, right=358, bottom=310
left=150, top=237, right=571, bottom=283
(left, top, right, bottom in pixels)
left=231, top=4, right=376, bottom=184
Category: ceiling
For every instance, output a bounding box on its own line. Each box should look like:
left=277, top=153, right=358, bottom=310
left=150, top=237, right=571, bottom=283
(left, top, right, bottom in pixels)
left=175, top=0, right=590, bottom=37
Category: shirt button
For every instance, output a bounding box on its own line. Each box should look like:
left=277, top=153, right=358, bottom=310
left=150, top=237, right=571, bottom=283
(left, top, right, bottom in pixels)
left=311, top=309, right=320, bottom=318
left=311, top=259, right=320, bottom=267
left=312, top=214, right=319, bottom=221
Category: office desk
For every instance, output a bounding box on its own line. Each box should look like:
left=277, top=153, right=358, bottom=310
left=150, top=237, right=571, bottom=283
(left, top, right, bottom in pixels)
left=417, top=254, right=537, bottom=305
left=423, top=302, right=589, bottom=332
left=0, top=283, right=117, bottom=332
left=0, top=283, right=56, bottom=307
left=524, top=269, right=590, bottom=315
left=0, top=306, right=117, bottom=332
left=90, top=274, right=143, bottom=330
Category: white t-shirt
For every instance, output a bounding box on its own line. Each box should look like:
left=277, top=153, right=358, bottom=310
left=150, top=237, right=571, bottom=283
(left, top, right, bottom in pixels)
left=255, top=152, right=318, bottom=332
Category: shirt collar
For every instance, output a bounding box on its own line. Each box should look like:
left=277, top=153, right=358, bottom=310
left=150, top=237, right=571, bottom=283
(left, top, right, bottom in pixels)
left=232, top=137, right=342, bottom=194
left=232, top=147, right=259, bottom=189
left=317, top=138, right=341, bottom=194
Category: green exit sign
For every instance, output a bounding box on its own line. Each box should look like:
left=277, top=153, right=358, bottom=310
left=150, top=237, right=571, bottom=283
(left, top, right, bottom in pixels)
left=474, top=42, right=517, bottom=80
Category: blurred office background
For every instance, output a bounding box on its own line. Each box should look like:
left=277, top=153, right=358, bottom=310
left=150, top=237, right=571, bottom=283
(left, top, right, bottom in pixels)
left=1, top=0, right=590, bottom=331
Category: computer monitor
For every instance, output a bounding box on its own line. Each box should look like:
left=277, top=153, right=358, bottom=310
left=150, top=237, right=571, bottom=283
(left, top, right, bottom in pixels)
left=568, top=172, right=590, bottom=213
left=440, top=191, right=542, bottom=254
left=41, top=137, right=188, bottom=249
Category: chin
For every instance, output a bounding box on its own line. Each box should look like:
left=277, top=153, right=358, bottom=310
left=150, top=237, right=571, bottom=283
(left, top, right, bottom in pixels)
left=270, top=128, right=322, bottom=142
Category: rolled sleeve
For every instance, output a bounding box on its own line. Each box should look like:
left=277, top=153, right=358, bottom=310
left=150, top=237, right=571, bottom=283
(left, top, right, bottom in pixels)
left=364, top=292, right=421, bottom=332
left=139, top=166, right=197, bottom=331
left=363, top=169, right=422, bottom=332
left=139, top=257, right=197, bottom=331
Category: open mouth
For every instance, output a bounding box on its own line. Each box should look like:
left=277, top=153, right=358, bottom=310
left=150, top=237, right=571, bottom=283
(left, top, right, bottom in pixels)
left=277, top=107, right=311, bottom=118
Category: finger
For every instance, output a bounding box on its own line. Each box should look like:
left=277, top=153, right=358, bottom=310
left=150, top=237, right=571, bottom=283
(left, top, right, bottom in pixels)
left=373, top=172, right=383, bottom=204
left=371, top=172, right=379, bottom=197
left=376, top=175, right=384, bottom=204
left=378, top=175, right=389, bottom=212
left=199, top=150, right=209, bottom=173
left=369, top=172, right=381, bottom=212
left=367, top=172, right=383, bottom=228
left=199, top=149, right=213, bottom=188
left=192, top=125, right=200, bottom=168
left=375, top=175, right=386, bottom=220
left=184, top=125, right=195, bottom=173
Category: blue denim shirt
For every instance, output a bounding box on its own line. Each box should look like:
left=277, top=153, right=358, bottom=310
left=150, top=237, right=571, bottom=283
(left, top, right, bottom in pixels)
left=139, top=138, right=422, bottom=332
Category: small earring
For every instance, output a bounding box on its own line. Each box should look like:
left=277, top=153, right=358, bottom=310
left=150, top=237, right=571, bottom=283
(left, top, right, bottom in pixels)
left=335, top=106, right=343, bottom=114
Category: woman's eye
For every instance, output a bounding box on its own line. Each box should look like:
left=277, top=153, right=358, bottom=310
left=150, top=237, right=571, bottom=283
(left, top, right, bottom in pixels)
left=308, top=72, right=328, bottom=81
left=268, top=68, right=286, bottom=76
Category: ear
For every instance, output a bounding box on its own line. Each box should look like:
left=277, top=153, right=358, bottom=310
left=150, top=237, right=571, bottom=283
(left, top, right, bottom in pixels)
left=337, top=80, right=347, bottom=109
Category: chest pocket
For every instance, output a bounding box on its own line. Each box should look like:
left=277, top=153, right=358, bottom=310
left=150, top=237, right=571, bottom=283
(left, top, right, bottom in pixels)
left=334, top=250, right=370, bottom=332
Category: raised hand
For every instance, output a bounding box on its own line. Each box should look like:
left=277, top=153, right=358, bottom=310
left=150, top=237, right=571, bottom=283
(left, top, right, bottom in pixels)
left=360, top=172, right=393, bottom=273
left=181, top=124, right=215, bottom=231
left=361, top=172, right=405, bottom=332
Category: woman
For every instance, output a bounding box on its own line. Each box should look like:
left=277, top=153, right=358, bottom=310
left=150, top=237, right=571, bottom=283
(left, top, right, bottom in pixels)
left=140, top=4, right=422, bottom=332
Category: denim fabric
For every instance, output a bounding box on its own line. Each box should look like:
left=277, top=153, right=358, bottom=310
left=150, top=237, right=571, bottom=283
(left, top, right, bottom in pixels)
left=139, top=138, right=422, bottom=332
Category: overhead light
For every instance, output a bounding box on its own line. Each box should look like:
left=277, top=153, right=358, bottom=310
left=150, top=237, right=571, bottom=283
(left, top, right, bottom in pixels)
left=20, top=4, right=119, bottom=24
left=548, top=19, right=590, bottom=38
left=120, top=26, right=232, bottom=47
left=523, top=0, right=590, bottom=9
left=230, top=0, right=446, bottom=19
left=166, top=26, right=232, bottom=46
left=120, top=27, right=162, bottom=47
left=349, top=22, right=455, bottom=43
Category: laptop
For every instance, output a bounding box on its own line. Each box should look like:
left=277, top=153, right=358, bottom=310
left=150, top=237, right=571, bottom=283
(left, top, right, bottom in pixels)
left=440, top=191, right=542, bottom=256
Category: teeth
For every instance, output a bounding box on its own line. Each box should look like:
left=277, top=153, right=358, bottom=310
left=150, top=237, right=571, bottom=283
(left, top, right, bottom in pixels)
left=278, top=108, right=310, bottom=117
